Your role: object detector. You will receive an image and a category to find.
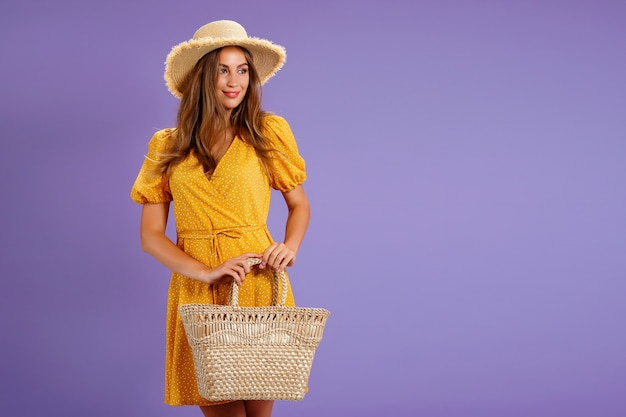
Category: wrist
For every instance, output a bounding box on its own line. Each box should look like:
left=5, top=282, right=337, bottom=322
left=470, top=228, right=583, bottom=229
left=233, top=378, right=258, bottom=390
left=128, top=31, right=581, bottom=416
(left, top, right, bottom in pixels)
left=194, top=266, right=216, bottom=284
left=283, top=241, right=299, bottom=254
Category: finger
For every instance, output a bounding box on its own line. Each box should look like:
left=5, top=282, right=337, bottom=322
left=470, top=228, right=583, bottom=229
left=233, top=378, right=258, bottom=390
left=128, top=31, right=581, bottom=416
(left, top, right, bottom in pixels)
left=261, top=244, right=278, bottom=267
left=226, top=264, right=245, bottom=286
left=245, top=258, right=260, bottom=269
left=280, top=255, right=292, bottom=271
left=276, top=246, right=296, bottom=271
left=229, top=271, right=242, bottom=286
left=270, top=253, right=288, bottom=271
left=237, top=260, right=251, bottom=275
left=238, top=253, right=261, bottom=268
left=278, top=254, right=293, bottom=271
left=241, top=253, right=263, bottom=261
left=234, top=262, right=248, bottom=284
left=266, top=251, right=281, bottom=270
left=272, top=246, right=291, bottom=269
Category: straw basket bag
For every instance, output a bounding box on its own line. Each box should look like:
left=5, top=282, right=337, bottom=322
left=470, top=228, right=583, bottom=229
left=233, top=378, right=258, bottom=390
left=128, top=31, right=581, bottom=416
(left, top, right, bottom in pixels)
left=178, top=258, right=330, bottom=402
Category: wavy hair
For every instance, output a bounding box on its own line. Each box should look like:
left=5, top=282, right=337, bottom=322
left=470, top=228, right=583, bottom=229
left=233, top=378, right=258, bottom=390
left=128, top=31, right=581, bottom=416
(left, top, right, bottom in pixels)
left=155, top=47, right=275, bottom=180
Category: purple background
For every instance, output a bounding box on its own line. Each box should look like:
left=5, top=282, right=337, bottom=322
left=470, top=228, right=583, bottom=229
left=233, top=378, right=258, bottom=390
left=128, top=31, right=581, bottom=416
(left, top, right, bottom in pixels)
left=1, top=0, right=625, bottom=416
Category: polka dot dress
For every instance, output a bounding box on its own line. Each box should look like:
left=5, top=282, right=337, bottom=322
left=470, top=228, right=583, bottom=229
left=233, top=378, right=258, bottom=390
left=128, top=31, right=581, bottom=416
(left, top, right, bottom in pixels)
left=130, top=115, right=306, bottom=406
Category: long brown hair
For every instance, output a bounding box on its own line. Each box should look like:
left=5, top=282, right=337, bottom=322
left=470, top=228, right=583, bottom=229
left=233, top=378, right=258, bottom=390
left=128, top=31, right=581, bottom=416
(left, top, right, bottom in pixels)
left=156, top=47, right=275, bottom=180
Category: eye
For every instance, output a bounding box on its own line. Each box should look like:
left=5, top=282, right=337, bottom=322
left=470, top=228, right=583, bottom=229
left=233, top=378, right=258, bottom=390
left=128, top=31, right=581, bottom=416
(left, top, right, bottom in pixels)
left=218, top=68, right=228, bottom=75
left=238, top=67, right=248, bottom=75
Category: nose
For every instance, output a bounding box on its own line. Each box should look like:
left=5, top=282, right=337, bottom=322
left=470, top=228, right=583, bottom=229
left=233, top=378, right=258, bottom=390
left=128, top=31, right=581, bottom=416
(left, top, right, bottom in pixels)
left=227, top=74, right=238, bottom=87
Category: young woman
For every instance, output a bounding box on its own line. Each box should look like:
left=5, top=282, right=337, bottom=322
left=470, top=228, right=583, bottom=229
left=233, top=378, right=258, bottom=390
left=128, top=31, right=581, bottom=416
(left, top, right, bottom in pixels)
left=131, top=20, right=310, bottom=417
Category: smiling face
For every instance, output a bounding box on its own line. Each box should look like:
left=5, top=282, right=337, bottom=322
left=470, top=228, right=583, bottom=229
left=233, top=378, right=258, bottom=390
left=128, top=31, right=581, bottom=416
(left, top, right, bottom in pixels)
left=215, top=46, right=250, bottom=115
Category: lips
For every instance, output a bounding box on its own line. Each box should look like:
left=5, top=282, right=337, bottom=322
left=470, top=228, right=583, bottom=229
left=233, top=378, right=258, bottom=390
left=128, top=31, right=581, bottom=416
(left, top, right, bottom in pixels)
left=224, top=91, right=240, bottom=98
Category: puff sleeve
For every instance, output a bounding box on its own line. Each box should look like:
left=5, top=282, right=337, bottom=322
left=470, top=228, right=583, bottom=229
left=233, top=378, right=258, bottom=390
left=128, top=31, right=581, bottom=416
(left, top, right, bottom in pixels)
left=263, top=115, right=307, bottom=192
left=130, top=129, right=173, bottom=204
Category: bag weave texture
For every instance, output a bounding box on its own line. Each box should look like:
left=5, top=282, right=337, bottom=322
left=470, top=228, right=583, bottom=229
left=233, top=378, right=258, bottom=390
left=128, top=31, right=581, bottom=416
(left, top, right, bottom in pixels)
left=178, top=258, right=330, bottom=401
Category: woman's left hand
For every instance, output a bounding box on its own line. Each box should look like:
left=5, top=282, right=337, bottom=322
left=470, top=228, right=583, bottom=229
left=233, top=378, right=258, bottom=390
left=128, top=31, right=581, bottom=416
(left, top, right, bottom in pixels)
left=260, top=242, right=296, bottom=272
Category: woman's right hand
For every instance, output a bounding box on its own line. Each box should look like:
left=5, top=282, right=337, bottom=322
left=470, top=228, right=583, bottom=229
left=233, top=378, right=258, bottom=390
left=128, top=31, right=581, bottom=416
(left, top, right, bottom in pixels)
left=200, top=253, right=262, bottom=286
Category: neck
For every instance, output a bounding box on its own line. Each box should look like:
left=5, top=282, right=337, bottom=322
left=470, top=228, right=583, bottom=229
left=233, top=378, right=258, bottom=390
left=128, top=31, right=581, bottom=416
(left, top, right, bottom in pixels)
left=224, top=110, right=233, bottom=124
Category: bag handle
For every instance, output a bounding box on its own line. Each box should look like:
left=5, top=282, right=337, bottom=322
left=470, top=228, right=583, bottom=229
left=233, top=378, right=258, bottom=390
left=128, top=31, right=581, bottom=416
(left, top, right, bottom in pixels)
left=228, top=258, right=288, bottom=306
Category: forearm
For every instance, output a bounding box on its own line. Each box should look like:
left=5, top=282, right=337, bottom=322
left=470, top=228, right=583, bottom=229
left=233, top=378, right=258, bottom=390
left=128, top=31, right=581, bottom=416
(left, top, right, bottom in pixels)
left=259, top=185, right=310, bottom=271
left=139, top=203, right=211, bottom=281
left=283, top=198, right=310, bottom=254
left=141, top=230, right=211, bottom=281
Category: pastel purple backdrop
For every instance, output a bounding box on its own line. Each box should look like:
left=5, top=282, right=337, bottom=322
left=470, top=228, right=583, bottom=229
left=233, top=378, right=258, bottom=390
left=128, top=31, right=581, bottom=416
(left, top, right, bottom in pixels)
left=1, top=1, right=625, bottom=416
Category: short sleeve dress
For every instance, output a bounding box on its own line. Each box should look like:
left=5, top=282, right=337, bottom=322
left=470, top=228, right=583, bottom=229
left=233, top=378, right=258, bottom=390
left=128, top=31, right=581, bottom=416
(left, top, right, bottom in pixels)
left=130, top=114, right=306, bottom=406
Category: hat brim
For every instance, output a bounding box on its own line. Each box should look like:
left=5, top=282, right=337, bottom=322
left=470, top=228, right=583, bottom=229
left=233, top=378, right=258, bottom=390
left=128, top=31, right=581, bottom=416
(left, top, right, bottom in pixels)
left=164, top=37, right=286, bottom=98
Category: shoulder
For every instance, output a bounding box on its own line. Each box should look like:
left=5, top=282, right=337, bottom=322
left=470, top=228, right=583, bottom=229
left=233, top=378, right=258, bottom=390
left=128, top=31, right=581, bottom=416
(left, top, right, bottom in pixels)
left=260, top=114, right=302, bottom=157
left=262, top=113, right=291, bottom=134
left=143, top=128, right=175, bottom=159
left=261, top=114, right=297, bottom=147
left=151, top=128, right=175, bottom=142
left=147, top=127, right=174, bottom=147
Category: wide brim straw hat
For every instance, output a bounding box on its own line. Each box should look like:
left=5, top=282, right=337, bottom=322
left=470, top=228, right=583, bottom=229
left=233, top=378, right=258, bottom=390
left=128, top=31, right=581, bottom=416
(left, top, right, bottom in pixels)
left=164, top=20, right=286, bottom=98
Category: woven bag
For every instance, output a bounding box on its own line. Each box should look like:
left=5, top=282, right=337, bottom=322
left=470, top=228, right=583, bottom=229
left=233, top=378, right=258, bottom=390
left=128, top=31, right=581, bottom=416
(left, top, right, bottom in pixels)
left=178, top=258, right=330, bottom=401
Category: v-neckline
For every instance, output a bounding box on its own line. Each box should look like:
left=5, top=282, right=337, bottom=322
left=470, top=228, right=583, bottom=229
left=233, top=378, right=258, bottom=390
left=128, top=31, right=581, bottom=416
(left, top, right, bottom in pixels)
left=212, top=136, right=238, bottom=177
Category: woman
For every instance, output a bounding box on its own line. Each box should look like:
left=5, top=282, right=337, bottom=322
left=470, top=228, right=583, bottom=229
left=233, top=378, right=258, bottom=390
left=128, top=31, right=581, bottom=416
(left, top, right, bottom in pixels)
left=130, top=20, right=310, bottom=417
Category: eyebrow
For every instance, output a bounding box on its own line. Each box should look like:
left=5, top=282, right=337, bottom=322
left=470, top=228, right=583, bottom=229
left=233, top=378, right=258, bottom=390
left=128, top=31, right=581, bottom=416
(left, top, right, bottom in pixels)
left=218, top=63, right=249, bottom=68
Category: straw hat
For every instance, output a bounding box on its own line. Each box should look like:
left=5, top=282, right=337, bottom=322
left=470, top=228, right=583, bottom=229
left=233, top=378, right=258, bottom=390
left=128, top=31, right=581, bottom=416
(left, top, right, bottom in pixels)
left=164, top=20, right=286, bottom=98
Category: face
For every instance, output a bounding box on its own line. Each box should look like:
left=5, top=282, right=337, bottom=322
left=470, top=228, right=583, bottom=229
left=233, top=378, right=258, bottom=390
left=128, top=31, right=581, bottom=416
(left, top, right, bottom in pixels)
left=215, top=46, right=249, bottom=114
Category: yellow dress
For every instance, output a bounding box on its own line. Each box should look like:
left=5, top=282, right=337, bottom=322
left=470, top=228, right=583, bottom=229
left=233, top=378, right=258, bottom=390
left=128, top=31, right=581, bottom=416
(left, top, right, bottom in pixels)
left=130, top=115, right=306, bottom=406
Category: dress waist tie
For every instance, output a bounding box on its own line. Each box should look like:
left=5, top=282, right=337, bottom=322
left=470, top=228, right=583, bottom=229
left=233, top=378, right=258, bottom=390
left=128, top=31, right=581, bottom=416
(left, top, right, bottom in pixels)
left=177, top=224, right=266, bottom=259
left=177, top=225, right=267, bottom=302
